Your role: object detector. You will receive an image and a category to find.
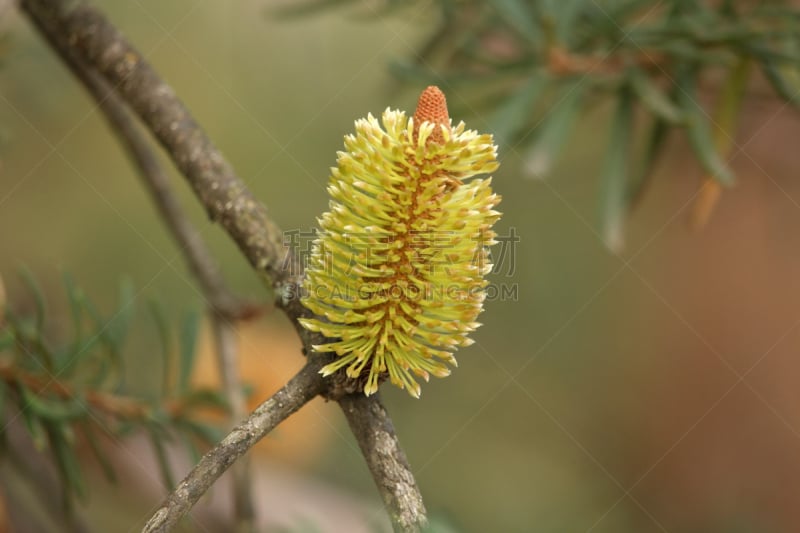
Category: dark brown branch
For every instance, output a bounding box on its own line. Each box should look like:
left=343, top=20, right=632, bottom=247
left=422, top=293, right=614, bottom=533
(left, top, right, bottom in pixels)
left=340, top=395, right=427, bottom=531
left=20, top=0, right=428, bottom=530
left=142, top=361, right=327, bottom=533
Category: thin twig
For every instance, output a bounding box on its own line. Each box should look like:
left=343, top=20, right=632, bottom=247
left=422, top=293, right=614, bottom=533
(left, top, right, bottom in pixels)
left=142, top=361, right=327, bottom=533
left=20, top=0, right=428, bottom=530
left=0, top=362, right=176, bottom=420
left=21, top=16, right=258, bottom=530
left=209, top=316, right=254, bottom=532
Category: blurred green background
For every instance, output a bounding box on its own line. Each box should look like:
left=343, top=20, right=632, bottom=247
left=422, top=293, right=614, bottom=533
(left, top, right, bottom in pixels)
left=3, top=1, right=800, bottom=532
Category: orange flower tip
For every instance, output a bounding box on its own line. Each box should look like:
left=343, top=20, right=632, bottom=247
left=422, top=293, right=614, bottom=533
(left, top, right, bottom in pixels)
left=414, top=86, right=450, bottom=144
left=415, top=86, right=449, bottom=123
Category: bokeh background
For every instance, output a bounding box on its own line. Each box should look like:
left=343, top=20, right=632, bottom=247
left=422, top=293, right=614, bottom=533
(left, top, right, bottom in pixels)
left=3, top=1, right=800, bottom=532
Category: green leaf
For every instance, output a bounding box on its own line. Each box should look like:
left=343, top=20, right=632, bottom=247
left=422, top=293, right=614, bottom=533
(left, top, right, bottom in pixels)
left=47, top=422, right=87, bottom=501
left=18, top=267, right=45, bottom=334
left=270, top=0, right=359, bottom=19
left=115, top=421, right=137, bottom=437
left=178, top=419, right=224, bottom=445
left=58, top=274, right=100, bottom=377
left=81, top=277, right=134, bottom=389
left=677, top=67, right=735, bottom=186
left=630, top=70, right=684, bottom=124
left=110, top=277, right=135, bottom=350
left=241, top=381, right=255, bottom=400
left=19, top=385, right=85, bottom=422
left=350, top=0, right=415, bottom=20
left=181, top=388, right=230, bottom=413
left=58, top=333, right=102, bottom=379
left=551, top=0, right=587, bottom=46
left=489, top=76, right=545, bottom=147
left=19, top=397, right=48, bottom=451
left=489, top=0, right=539, bottom=45
left=148, top=300, right=173, bottom=397
left=181, top=431, right=201, bottom=465
left=711, top=57, right=752, bottom=151
left=0, top=380, right=6, bottom=439
left=629, top=115, right=670, bottom=209
left=81, top=296, right=121, bottom=387
left=523, top=83, right=585, bottom=179
left=599, top=87, right=634, bottom=252
left=177, top=310, right=201, bottom=394
left=62, top=272, right=84, bottom=347
left=752, top=6, right=800, bottom=21
left=760, top=55, right=800, bottom=106
left=0, top=329, right=14, bottom=352
left=147, top=425, right=175, bottom=490
left=80, top=422, right=117, bottom=483
left=577, top=0, right=657, bottom=44
left=12, top=270, right=55, bottom=371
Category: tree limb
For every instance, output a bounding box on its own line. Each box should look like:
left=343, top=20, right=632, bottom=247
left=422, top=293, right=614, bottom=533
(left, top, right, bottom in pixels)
left=142, top=361, right=327, bottom=533
left=339, top=395, right=427, bottom=531
left=20, top=0, right=428, bottom=530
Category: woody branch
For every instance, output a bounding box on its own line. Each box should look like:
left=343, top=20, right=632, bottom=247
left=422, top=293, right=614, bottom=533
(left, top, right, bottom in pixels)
left=18, top=0, right=427, bottom=531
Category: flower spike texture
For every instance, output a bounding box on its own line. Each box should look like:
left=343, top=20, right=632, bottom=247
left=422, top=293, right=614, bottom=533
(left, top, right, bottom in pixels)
left=299, top=86, right=501, bottom=398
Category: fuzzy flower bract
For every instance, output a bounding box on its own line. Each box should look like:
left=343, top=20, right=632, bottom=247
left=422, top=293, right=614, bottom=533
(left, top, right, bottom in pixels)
left=299, top=86, right=501, bottom=397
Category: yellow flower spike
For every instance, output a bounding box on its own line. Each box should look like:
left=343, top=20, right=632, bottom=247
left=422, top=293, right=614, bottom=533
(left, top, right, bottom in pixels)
left=299, top=86, right=502, bottom=397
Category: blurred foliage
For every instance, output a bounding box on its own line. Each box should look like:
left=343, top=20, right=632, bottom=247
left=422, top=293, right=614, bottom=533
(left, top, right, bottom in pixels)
left=0, top=272, right=226, bottom=508
left=279, top=0, right=800, bottom=248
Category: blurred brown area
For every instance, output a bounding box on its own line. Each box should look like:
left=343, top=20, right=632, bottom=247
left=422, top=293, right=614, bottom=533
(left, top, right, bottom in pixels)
left=2, top=2, right=800, bottom=532
left=622, top=97, right=800, bottom=533
left=191, top=315, right=336, bottom=467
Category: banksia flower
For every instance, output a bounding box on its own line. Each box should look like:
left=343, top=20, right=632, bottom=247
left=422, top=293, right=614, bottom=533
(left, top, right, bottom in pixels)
left=299, top=86, right=501, bottom=397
